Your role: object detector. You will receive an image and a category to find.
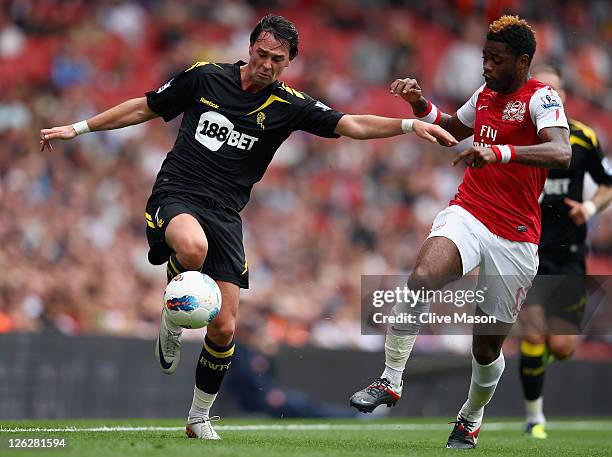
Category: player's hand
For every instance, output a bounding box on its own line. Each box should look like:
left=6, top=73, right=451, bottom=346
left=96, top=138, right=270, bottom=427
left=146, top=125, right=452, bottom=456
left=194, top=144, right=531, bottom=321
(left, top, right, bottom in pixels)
left=413, top=120, right=458, bottom=146
left=452, top=146, right=497, bottom=168
left=564, top=197, right=591, bottom=226
left=39, top=125, right=77, bottom=152
left=389, top=78, right=422, bottom=103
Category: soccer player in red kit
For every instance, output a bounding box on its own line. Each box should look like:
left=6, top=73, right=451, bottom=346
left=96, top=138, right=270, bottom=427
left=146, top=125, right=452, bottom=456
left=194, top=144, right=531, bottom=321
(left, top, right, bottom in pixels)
left=350, top=16, right=571, bottom=448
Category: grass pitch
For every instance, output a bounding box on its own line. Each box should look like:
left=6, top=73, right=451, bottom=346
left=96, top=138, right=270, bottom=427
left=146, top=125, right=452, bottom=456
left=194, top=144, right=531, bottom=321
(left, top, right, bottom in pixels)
left=1, top=418, right=611, bottom=457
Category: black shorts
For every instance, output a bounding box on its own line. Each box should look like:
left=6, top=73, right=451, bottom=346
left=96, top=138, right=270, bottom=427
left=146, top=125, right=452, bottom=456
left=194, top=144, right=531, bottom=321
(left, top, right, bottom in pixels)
left=145, top=192, right=249, bottom=289
left=524, top=254, right=586, bottom=327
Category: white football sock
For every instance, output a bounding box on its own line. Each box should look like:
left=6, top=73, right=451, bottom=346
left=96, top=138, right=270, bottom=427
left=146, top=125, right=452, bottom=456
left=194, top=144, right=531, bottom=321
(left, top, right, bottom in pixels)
left=458, top=351, right=505, bottom=423
left=381, top=362, right=404, bottom=387
left=188, top=386, right=217, bottom=420
left=525, top=397, right=546, bottom=424
left=381, top=298, right=430, bottom=387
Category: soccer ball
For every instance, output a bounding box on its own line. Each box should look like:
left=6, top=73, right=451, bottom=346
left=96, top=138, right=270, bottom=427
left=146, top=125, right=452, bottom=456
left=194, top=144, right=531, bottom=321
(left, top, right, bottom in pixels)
left=164, top=271, right=221, bottom=329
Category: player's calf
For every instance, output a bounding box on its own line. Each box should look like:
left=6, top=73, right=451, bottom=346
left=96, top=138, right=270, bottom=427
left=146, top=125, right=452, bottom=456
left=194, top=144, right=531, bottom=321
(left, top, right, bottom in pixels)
left=519, top=340, right=547, bottom=427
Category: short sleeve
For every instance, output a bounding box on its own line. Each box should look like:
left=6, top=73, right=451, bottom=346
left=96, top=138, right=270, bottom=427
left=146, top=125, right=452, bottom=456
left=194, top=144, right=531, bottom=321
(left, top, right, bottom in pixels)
left=291, top=98, right=344, bottom=138
left=146, top=66, right=199, bottom=122
left=529, top=87, right=569, bottom=134
left=456, top=84, right=485, bottom=128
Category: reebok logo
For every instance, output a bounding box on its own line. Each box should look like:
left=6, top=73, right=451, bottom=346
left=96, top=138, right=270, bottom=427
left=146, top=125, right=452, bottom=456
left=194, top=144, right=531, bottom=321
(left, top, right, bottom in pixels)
left=200, top=97, right=219, bottom=109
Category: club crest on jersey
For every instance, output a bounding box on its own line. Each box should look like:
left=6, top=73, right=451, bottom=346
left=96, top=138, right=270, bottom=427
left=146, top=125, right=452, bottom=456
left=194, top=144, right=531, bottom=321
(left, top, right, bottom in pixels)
left=502, top=101, right=526, bottom=122
left=256, top=112, right=265, bottom=130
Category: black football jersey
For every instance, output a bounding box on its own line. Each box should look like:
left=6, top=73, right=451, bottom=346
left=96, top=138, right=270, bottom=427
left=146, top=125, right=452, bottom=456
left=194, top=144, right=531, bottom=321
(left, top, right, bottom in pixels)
left=145, top=61, right=344, bottom=212
left=539, top=119, right=612, bottom=257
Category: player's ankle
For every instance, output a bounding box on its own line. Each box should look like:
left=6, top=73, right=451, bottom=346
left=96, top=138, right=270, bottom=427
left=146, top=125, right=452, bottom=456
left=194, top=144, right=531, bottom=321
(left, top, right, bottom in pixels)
left=458, top=408, right=483, bottom=424
left=381, top=365, right=403, bottom=387
left=525, top=397, right=545, bottom=424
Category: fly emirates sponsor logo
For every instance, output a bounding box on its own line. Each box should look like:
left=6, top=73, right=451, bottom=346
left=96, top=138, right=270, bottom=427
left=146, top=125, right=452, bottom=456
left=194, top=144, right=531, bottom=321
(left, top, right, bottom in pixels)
left=473, top=124, right=498, bottom=148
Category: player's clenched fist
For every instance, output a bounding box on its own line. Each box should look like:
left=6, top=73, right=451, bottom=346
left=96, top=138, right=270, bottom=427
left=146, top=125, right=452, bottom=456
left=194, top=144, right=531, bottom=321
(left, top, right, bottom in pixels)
left=453, top=146, right=497, bottom=168
left=39, top=125, right=77, bottom=152
left=389, top=78, right=422, bottom=103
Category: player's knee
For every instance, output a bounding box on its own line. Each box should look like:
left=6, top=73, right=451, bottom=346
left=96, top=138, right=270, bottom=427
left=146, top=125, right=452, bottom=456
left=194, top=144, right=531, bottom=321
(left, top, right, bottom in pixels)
left=408, top=265, right=442, bottom=291
left=524, top=335, right=546, bottom=346
left=207, top=320, right=236, bottom=346
left=547, top=337, right=576, bottom=360
left=174, top=236, right=208, bottom=269
left=472, top=345, right=501, bottom=365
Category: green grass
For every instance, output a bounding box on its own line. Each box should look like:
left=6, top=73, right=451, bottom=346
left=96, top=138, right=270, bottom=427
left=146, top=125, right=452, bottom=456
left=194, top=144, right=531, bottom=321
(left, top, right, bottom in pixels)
left=1, top=418, right=611, bottom=457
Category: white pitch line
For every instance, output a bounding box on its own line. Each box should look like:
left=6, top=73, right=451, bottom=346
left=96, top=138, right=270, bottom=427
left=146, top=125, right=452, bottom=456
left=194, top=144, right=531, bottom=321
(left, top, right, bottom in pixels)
left=1, top=421, right=612, bottom=433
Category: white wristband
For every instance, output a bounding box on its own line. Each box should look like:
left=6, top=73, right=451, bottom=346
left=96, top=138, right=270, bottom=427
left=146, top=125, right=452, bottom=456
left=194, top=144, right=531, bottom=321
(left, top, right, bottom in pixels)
left=497, top=145, right=512, bottom=163
left=583, top=200, right=597, bottom=217
left=72, top=120, right=90, bottom=136
left=415, top=101, right=440, bottom=124
left=401, top=119, right=415, bottom=133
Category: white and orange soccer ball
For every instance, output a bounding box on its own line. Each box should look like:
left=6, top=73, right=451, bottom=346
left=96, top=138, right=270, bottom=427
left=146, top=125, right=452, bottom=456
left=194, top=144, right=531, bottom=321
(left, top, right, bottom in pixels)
left=164, top=271, right=221, bottom=329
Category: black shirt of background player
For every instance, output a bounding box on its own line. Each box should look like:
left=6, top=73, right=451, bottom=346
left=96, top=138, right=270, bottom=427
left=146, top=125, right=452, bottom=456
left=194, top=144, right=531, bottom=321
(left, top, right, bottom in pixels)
left=539, top=119, right=612, bottom=258
left=145, top=61, right=344, bottom=212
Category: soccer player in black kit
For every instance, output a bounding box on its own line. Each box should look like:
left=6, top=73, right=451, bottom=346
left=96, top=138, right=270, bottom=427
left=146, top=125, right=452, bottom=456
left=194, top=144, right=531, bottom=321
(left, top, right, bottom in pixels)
left=40, top=15, right=457, bottom=439
left=518, top=65, right=612, bottom=439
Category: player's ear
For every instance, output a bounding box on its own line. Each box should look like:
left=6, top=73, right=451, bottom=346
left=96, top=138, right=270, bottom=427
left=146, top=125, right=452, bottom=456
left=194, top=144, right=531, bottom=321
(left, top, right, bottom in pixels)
left=519, top=54, right=530, bottom=72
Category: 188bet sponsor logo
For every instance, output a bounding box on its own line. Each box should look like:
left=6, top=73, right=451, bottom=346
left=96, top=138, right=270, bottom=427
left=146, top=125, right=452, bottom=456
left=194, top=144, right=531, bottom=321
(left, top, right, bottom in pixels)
left=195, top=111, right=258, bottom=152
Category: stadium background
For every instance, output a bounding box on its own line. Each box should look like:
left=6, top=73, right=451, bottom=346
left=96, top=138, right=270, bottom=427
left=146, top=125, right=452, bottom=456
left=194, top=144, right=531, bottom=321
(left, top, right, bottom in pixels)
left=0, top=0, right=611, bottom=419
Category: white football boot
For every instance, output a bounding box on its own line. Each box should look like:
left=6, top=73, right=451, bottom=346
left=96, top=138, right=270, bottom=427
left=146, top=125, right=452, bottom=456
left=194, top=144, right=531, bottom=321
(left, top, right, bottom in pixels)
left=186, top=416, right=221, bottom=440
left=155, top=307, right=182, bottom=374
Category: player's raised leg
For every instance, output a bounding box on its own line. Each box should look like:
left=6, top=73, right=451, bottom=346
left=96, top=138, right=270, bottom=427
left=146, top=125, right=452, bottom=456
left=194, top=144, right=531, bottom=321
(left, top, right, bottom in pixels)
left=156, top=214, right=208, bottom=375
left=186, top=281, right=239, bottom=440
left=350, top=236, right=462, bottom=413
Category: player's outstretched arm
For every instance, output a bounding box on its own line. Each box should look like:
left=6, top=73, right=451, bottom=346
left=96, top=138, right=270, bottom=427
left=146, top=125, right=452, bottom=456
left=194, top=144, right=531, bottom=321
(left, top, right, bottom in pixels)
left=40, top=97, right=158, bottom=152
left=389, top=77, right=473, bottom=142
left=334, top=115, right=458, bottom=146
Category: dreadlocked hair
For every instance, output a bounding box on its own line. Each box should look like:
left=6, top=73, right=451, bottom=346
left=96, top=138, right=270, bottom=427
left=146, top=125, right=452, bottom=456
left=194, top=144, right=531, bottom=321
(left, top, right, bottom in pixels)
left=487, top=15, right=536, bottom=63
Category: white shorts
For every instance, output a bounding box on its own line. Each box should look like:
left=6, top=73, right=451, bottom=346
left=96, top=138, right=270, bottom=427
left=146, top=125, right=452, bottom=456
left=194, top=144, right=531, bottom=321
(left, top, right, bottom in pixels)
left=427, top=205, right=539, bottom=323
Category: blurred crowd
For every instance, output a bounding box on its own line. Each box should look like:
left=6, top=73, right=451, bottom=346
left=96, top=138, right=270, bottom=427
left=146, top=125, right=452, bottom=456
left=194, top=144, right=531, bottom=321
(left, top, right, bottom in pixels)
left=1, top=0, right=611, bottom=354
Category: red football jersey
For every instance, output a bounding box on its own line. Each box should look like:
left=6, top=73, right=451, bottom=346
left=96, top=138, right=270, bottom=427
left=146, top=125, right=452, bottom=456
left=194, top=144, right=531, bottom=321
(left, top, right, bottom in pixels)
left=450, top=78, right=569, bottom=244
